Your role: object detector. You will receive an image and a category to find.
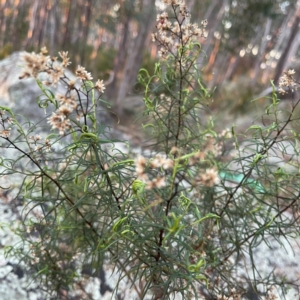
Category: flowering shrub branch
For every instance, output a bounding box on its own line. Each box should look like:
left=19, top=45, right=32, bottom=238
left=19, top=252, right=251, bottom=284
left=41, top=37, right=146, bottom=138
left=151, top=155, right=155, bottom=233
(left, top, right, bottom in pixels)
left=1, top=1, right=300, bottom=299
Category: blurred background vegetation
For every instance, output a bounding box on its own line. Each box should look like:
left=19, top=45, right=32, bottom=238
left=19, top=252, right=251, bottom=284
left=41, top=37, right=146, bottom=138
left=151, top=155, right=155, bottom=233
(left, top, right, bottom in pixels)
left=1, top=0, right=300, bottom=125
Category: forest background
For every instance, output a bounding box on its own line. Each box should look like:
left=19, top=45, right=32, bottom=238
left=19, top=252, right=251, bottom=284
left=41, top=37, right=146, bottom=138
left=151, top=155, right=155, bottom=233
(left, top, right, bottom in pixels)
left=1, top=0, right=300, bottom=127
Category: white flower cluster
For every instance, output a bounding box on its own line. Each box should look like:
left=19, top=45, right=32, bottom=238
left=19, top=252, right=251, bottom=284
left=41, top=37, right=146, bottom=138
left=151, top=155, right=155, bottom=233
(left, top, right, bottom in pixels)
left=19, top=48, right=106, bottom=135
left=135, top=154, right=174, bottom=189
left=152, top=0, right=207, bottom=59
left=195, top=168, right=220, bottom=188
left=278, top=69, right=297, bottom=95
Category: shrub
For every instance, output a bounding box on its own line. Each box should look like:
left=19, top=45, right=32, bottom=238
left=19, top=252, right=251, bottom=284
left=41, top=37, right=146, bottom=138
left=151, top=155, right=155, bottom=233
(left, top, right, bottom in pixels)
left=1, top=1, right=300, bottom=299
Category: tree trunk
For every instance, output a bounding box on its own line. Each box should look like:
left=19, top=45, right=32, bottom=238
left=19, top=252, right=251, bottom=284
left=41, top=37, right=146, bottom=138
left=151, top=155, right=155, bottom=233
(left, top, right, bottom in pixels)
left=48, top=0, right=59, bottom=54
left=204, top=0, right=220, bottom=20
left=273, top=1, right=300, bottom=84
left=62, top=0, right=77, bottom=50
left=38, top=0, right=50, bottom=48
left=9, top=0, right=27, bottom=51
left=25, top=1, right=37, bottom=48
left=224, top=55, right=240, bottom=82
left=201, top=0, right=228, bottom=57
left=106, top=9, right=132, bottom=100
left=0, top=0, right=10, bottom=48
left=25, top=0, right=45, bottom=49
left=251, top=18, right=272, bottom=84
left=79, top=0, right=93, bottom=66
left=261, top=9, right=294, bottom=84
left=114, top=0, right=155, bottom=116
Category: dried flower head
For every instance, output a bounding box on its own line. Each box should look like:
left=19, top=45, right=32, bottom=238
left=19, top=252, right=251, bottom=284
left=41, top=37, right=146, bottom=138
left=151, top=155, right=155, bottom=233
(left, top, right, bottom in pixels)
left=40, top=46, right=48, bottom=55
left=146, top=177, right=166, bottom=189
left=278, top=69, right=297, bottom=94
left=44, top=139, right=52, bottom=151
left=196, top=168, right=220, bottom=187
left=56, top=93, right=77, bottom=109
left=58, top=51, right=71, bottom=67
left=48, top=63, right=64, bottom=86
left=95, top=79, right=106, bottom=93
left=75, top=65, right=93, bottom=81
left=135, top=155, right=147, bottom=179
left=170, top=146, right=179, bottom=156
left=5, top=117, right=13, bottom=124
left=220, top=128, right=232, bottom=138
left=58, top=105, right=73, bottom=116
left=153, top=0, right=207, bottom=60
left=0, top=129, right=10, bottom=138
left=68, top=79, right=76, bottom=89
left=19, top=52, right=49, bottom=78
left=48, top=112, right=72, bottom=135
left=149, top=154, right=174, bottom=169
left=19, top=49, right=69, bottom=87
left=203, top=134, right=222, bottom=157
left=189, top=151, right=206, bottom=165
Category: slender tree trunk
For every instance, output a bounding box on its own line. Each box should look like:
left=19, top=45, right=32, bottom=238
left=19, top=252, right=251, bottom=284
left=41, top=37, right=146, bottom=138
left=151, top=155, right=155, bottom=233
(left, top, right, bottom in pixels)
left=25, top=0, right=40, bottom=49
left=224, top=56, right=240, bottom=82
left=10, top=0, right=27, bottom=51
left=90, top=27, right=104, bottom=61
left=62, top=0, right=77, bottom=50
left=75, top=1, right=85, bottom=45
left=80, top=0, right=93, bottom=66
left=274, top=1, right=300, bottom=84
left=210, top=53, right=230, bottom=88
left=261, top=9, right=294, bottom=83
left=48, top=0, right=59, bottom=54
left=3, top=0, right=15, bottom=47
left=201, top=0, right=227, bottom=56
left=204, top=0, right=220, bottom=20
left=90, top=1, right=110, bottom=66
left=25, top=0, right=52, bottom=50
left=0, top=0, right=10, bottom=48
left=205, top=38, right=220, bottom=73
left=106, top=12, right=131, bottom=99
left=114, top=0, right=155, bottom=116
left=38, top=0, right=50, bottom=48
left=187, top=0, right=196, bottom=11
left=251, top=18, right=272, bottom=84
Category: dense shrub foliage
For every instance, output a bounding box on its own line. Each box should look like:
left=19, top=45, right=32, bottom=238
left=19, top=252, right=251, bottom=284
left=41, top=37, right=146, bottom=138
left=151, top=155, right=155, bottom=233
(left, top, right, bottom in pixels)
left=1, top=1, right=300, bottom=299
